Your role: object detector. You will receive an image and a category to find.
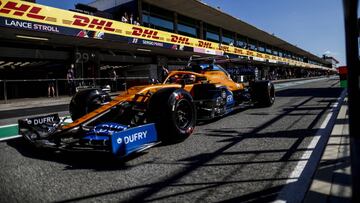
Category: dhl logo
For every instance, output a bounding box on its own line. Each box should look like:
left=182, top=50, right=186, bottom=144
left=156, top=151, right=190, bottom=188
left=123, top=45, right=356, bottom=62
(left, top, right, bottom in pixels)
left=219, top=45, right=229, bottom=52
left=0, top=1, right=309, bottom=67
left=131, top=27, right=159, bottom=39
left=234, top=48, right=243, bottom=54
left=247, top=50, right=254, bottom=56
left=72, top=15, right=115, bottom=31
left=198, top=40, right=213, bottom=48
left=0, top=0, right=45, bottom=20
left=171, top=35, right=190, bottom=44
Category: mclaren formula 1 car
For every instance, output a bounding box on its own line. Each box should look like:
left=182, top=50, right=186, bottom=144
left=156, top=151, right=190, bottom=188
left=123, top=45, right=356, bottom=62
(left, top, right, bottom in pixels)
left=18, top=57, right=275, bottom=157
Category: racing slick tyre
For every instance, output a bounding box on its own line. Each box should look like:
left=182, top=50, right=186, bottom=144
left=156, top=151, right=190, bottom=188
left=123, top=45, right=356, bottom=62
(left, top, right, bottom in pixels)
left=69, top=88, right=111, bottom=121
left=252, top=81, right=275, bottom=107
left=148, top=88, right=196, bottom=143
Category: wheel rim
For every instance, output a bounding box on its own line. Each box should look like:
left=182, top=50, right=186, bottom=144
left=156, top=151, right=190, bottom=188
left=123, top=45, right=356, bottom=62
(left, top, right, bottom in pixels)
left=175, top=99, right=193, bottom=129
left=269, top=86, right=275, bottom=103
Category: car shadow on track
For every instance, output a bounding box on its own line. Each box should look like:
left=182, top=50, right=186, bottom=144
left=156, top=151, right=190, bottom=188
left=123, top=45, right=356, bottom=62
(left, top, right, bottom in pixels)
left=6, top=138, right=149, bottom=171
left=117, top=86, right=344, bottom=202
left=304, top=155, right=351, bottom=203
left=276, top=87, right=343, bottom=98
left=4, top=85, right=345, bottom=202
left=196, top=107, right=249, bottom=126
left=53, top=86, right=345, bottom=202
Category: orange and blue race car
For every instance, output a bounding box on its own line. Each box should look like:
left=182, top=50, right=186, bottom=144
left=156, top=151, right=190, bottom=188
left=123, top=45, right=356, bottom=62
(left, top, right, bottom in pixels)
left=18, top=57, right=275, bottom=158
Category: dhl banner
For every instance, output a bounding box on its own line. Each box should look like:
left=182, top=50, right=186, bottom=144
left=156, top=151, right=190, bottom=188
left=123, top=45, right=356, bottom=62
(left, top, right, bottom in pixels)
left=0, top=0, right=325, bottom=69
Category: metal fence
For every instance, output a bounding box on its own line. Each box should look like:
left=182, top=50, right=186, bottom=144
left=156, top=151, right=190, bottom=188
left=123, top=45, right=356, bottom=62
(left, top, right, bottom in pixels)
left=0, top=77, right=149, bottom=103
left=0, top=74, right=333, bottom=103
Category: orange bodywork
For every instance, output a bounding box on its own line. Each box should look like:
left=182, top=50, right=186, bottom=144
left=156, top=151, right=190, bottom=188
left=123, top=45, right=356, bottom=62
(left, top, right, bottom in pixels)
left=63, top=70, right=244, bottom=129
left=163, top=70, right=244, bottom=91
left=62, top=83, right=181, bottom=129
left=202, top=71, right=244, bottom=91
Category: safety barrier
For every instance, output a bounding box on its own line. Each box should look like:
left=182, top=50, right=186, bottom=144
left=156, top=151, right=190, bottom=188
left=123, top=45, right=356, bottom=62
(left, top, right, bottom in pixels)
left=0, top=76, right=149, bottom=103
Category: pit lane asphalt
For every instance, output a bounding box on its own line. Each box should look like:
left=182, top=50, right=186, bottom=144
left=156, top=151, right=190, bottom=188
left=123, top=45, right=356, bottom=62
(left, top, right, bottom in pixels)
left=0, top=77, right=343, bottom=202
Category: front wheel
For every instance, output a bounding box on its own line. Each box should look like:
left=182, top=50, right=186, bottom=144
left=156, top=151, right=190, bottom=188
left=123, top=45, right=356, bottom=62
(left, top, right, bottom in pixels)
left=148, top=88, right=196, bottom=143
left=69, top=89, right=111, bottom=121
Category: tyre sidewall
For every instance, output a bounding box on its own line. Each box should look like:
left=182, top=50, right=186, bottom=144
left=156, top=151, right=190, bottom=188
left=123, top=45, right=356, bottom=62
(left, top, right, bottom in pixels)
left=148, top=88, right=196, bottom=143
left=69, top=89, right=110, bottom=121
left=252, top=81, right=275, bottom=107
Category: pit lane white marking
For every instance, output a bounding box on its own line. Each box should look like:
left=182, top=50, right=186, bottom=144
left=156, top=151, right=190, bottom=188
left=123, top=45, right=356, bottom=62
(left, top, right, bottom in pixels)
left=320, top=112, right=333, bottom=129
left=274, top=77, right=329, bottom=90
left=331, top=102, right=339, bottom=108
left=274, top=89, right=346, bottom=203
left=285, top=135, right=320, bottom=184
left=0, top=124, right=18, bottom=129
left=0, top=135, right=21, bottom=141
left=0, top=116, right=71, bottom=141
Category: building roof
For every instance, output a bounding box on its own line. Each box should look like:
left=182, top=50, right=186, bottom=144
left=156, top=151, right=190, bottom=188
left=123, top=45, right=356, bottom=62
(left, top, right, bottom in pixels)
left=323, top=56, right=340, bottom=64
left=143, top=0, right=330, bottom=65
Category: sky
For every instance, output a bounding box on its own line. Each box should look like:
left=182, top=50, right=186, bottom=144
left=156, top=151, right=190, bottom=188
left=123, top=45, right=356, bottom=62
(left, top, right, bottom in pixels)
left=37, top=0, right=347, bottom=65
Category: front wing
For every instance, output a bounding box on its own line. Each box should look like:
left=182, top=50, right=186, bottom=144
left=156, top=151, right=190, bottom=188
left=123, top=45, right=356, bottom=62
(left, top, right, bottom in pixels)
left=18, top=114, right=159, bottom=157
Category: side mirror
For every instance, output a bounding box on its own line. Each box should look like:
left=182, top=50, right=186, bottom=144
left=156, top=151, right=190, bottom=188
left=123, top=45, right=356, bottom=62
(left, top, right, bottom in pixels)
left=149, top=78, right=158, bottom=84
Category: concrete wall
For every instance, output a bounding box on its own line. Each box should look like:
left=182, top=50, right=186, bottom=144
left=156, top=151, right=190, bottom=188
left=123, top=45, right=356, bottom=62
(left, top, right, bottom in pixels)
left=122, top=64, right=157, bottom=79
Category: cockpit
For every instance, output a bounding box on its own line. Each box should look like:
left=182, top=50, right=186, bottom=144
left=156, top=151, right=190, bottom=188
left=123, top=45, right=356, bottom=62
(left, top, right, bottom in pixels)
left=164, top=73, right=207, bottom=85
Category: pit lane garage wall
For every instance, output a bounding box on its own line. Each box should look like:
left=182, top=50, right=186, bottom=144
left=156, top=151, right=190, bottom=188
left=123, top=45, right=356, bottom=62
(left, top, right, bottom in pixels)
left=0, top=0, right=328, bottom=70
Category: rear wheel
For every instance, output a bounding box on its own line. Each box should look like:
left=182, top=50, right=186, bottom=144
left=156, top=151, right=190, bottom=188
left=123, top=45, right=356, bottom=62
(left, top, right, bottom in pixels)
left=252, top=81, right=275, bottom=107
left=148, top=88, right=196, bottom=143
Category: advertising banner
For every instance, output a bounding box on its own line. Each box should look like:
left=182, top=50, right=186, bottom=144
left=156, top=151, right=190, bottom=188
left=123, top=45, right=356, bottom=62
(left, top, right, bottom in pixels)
left=0, top=0, right=320, bottom=68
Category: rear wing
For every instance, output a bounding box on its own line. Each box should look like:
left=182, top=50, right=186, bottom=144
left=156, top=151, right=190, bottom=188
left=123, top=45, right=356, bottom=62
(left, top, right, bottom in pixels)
left=187, top=55, right=230, bottom=67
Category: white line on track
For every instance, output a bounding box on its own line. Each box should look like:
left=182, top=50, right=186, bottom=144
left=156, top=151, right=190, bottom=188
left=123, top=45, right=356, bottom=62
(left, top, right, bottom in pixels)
left=331, top=102, right=339, bottom=108
left=0, top=116, right=71, bottom=128
left=274, top=77, right=330, bottom=90
left=320, top=113, right=333, bottom=129
left=0, top=135, right=21, bottom=141
left=285, top=135, right=320, bottom=184
left=0, top=116, right=72, bottom=142
left=0, top=124, right=18, bottom=129
left=273, top=89, right=346, bottom=203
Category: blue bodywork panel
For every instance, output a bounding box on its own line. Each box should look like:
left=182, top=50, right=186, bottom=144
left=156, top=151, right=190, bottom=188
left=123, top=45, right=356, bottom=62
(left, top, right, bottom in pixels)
left=83, top=122, right=128, bottom=141
left=81, top=122, right=158, bottom=157
left=225, top=89, right=235, bottom=114
left=111, top=123, right=158, bottom=157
